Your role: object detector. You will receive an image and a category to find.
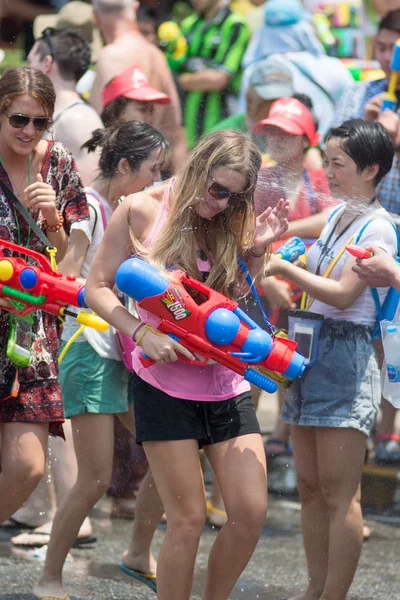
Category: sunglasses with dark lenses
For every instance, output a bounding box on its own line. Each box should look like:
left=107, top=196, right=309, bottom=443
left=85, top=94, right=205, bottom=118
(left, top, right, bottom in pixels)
left=6, top=114, right=52, bottom=132
left=208, top=175, right=249, bottom=206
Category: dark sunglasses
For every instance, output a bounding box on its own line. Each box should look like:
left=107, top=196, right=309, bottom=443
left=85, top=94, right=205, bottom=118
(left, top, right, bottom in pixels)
left=41, top=27, right=55, bottom=58
left=208, top=174, right=249, bottom=206
left=6, top=113, right=52, bottom=131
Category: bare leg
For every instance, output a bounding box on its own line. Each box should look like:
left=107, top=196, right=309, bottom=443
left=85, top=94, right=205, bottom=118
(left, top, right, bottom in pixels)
left=12, top=460, right=54, bottom=527
left=202, top=433, right=267, bottom=600
left=317, top=427, right=366, bottom=600
left=33, top=414, right=115, bottom=600
left=376, top=398, right=397, bottom=435
left=289, top=425, right=329, bottom=600
left=142, top=439, right=207, bottom=600
left=0, top=422, right=48, bottom=523
left=265, top=386, right=291, bottom=456
left=11, top=420, right=92, bottom=544
left=122, top=469, right=163, bottom=575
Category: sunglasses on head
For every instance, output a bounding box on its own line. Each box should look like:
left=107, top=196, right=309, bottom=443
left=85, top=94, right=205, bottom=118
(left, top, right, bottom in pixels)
left=208, top=174, right=249, bottom=206
left=41, top=27, right=55, bottom=58
left=6, top=114, right=52, bottom=132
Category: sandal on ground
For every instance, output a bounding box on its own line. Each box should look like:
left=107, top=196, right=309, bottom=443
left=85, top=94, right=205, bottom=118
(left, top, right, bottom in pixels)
left=31, top=594, right=70, bottom=600
left=206, top=500, right=227, bottom=528
left=12, top=530, right=97, bottom=548
left=120, top=562, right=157, bottom=593
left=264, top=438, right=292, bottom=458
left=1, top=517, right=37, bottom=530
left=374, top=433, right=400, bottom=465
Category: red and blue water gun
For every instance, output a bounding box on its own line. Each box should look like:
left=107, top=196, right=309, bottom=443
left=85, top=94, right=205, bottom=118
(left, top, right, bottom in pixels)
left=115, top=257, right=305, bottom=393
left=0, top=239, right=107, bottom=330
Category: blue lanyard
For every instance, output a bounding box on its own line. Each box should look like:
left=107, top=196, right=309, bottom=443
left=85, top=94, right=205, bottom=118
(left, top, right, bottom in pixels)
left=237, top=256, right=274, bottom=334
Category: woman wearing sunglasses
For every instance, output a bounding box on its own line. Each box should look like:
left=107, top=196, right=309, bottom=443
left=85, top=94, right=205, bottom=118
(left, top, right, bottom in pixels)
left=84, top=129, right=289, bottom=600
left=0, top=67, right=88, bottom=525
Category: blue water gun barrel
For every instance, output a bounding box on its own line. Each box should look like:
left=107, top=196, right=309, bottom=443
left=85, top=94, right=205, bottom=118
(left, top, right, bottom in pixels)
left=275, top=237, right=306, bottom=262
left=115, top=257, right=169, bottom=301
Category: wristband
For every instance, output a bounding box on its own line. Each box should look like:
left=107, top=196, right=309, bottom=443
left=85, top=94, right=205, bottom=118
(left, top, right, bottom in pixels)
left=249, top=246, right=266, bottom=258
left=131, top=321, right=146, bottom=342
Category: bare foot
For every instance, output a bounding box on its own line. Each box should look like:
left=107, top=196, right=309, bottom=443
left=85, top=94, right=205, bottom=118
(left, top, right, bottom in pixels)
left=32, top=580, right=70, bottom=600
left=121, top=548, right=157, bottom=576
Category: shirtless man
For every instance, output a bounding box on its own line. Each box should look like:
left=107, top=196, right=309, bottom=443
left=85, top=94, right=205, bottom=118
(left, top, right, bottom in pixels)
left=90, top=0, right=187, bottom=171
left=28, top=27, right=103, bottom=185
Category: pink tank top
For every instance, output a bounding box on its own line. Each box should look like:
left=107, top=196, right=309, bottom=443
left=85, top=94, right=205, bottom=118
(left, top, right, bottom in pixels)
left=130, top=183, right=250, bottom=401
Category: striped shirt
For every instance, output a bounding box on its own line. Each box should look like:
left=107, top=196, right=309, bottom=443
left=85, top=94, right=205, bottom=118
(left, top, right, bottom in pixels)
left=180, top=6, right=250, bottom=148
left=332, top=78, right=400, bottom=217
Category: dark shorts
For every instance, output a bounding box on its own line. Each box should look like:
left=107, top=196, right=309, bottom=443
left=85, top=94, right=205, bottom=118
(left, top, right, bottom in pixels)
left=132, top=372, right=261, bottom=448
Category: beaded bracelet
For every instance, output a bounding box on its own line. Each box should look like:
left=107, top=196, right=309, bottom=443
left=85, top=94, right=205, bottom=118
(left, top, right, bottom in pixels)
left=43, top=210, right=64, bottom=233
left=131, top=321, right=146, bottom=342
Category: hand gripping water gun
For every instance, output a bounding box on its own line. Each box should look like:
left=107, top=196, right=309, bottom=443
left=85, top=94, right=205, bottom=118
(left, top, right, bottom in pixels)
left=115, top=257, right=305, bottom=394
left=275, top=237, right=306, bottom=262
left=158, top=21, right=188, bottom=72
left=381, top=38, right=400, bottom=112
left=0, top=239, right=107, bottom=331
left=346, top=245, right=373, bottom=259
left=346, top=244, right=400, bottom=328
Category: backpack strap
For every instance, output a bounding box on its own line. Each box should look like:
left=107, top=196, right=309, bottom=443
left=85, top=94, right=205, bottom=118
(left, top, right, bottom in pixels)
left=354, top=217, right=400, bottom=337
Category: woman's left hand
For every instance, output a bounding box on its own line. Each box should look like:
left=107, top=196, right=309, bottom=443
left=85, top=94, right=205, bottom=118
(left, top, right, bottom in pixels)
left=25, top=174, right=58, bottom=224
left=253, top=198, right=289, bottom=252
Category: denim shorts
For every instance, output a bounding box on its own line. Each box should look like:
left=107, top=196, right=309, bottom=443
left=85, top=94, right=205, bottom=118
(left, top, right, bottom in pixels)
left=132, top=372, right=261, bottom=448
left=281, top=319, right=381, bottom=436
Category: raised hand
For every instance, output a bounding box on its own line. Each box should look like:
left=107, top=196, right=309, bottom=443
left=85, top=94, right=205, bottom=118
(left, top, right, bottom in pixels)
left=253, top=198, right=289, bottom=252
left=25, top=173, right=58, bottom=224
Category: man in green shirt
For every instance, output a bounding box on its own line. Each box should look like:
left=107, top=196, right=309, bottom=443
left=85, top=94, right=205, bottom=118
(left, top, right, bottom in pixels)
left=179, top=0, right=250, bottom=148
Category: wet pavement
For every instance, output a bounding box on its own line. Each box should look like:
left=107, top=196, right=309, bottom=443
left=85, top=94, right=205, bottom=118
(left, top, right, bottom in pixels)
left=1, top=493, right=399, bottom=600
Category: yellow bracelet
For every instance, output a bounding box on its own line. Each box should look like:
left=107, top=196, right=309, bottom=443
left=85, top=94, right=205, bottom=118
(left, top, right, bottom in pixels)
left=135, top=324, right=163, bottom=347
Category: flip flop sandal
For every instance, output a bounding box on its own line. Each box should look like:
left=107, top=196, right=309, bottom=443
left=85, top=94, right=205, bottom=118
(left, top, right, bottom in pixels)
left=12, top=531, right=97, bottom=548
left=31, top=594, right=70, bottom=600
left=120, top=562, right=157, bottom=593
left=1, top=517, right=37, bottom=530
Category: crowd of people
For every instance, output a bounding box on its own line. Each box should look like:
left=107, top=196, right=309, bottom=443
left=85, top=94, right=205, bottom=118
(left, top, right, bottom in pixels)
left=1, top=1, right=400, bottom=600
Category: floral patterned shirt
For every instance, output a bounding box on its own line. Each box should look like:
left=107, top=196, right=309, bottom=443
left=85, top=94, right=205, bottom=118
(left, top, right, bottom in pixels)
left=0, top=141, right=89, bottom=429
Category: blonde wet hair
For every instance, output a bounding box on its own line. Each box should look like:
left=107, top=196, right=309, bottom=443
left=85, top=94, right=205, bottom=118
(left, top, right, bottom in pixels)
left=131, top=130, right=262, bottom=294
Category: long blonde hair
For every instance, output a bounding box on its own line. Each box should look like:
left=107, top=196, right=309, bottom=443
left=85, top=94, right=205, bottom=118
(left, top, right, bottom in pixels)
left=132, top=130, right=262, bottom=294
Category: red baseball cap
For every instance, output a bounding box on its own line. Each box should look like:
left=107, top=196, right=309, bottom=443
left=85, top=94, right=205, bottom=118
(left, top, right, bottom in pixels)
left=253, top=97, right=320, bottom=146
left=102, top=66, right=171, bottom=108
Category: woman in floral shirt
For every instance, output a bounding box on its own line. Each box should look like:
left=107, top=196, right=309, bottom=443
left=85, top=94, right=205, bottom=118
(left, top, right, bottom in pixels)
left=0, top=67, right=89, bottom=524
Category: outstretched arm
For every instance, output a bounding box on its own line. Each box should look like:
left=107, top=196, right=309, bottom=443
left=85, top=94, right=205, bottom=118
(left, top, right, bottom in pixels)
left=263, top=253, right=367, bottom=310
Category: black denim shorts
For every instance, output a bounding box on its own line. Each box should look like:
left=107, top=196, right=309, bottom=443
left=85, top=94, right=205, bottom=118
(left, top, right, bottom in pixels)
left=132, top=372, right=261, bottom=448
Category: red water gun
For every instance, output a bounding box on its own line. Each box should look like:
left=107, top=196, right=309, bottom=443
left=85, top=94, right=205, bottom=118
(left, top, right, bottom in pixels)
left=0, top=239, right=107, bottom=330
left=115, top=257, right=305, bottom=393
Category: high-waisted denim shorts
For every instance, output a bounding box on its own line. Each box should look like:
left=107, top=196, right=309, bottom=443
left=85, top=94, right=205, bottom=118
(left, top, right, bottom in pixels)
left=281, top=319, right=381, bottom=436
